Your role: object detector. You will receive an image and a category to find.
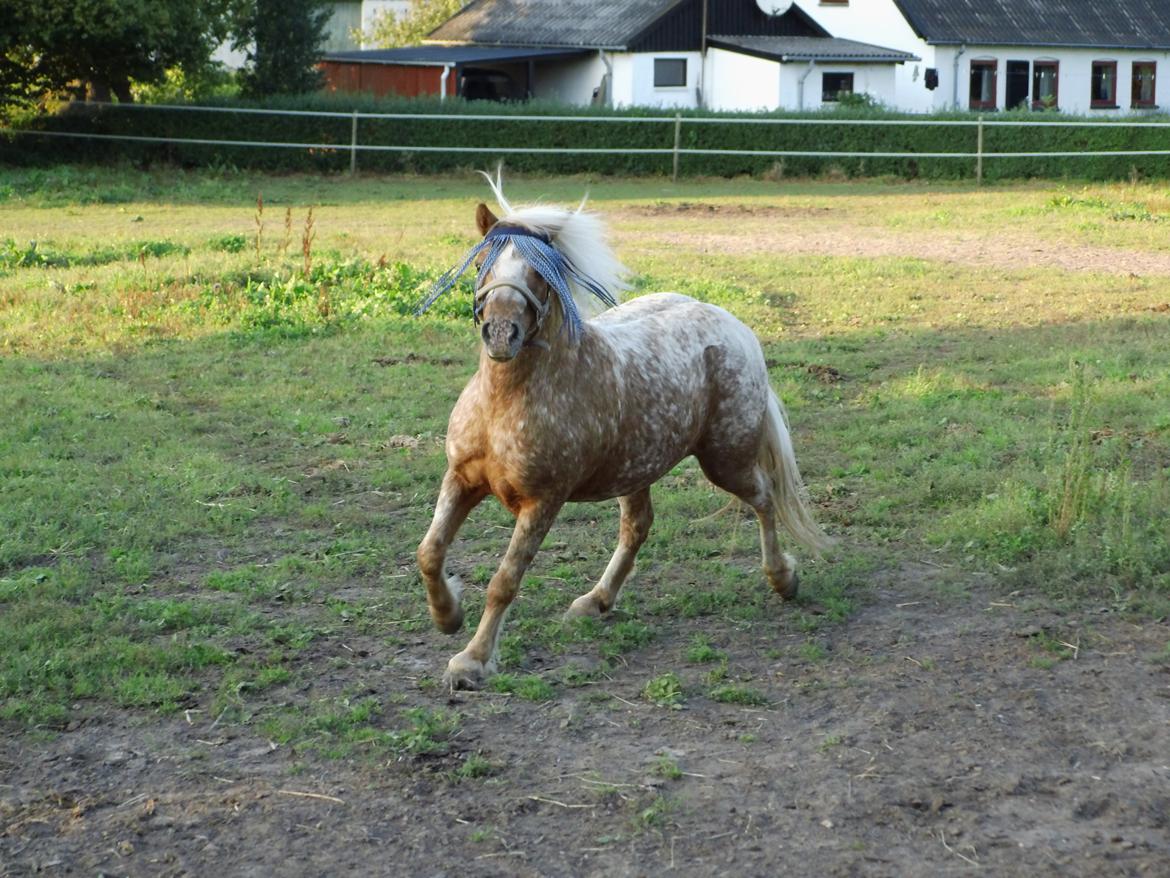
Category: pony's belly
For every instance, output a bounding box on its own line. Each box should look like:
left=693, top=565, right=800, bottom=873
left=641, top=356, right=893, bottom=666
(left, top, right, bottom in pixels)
left=567, top=436, right=694, bottom=502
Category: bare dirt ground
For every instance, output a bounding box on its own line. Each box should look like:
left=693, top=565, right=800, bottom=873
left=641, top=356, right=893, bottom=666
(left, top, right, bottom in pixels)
left=3, top=563, right=1168, bottom=877
left=616, top=203, right=1170, bottom=276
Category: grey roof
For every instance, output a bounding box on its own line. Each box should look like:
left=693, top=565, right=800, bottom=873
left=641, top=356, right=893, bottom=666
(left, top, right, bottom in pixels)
left=323, top=46, right=589, bottom=66
left=427, top=0, right=680, bottom=49
left=710, top=35, right=918, bottom=63
left=893, top=0, right=1170, bottom=49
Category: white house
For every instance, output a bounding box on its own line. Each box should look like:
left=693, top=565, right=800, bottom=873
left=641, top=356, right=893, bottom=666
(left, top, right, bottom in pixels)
left=213, top=1, right=410, bottom=69
left=324, top=0, right=918, bottom=105
left=325, top=0, right=411, bottom=51
left=320, top=0, right=1170, bottom=114
left=801, top=0, right=1170, bottom=115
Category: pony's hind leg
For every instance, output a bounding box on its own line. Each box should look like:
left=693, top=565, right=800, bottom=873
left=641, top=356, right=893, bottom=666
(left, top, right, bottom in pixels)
left=696, top=456, right=798, bottom=599
left=565, top=488, right=653, bottom=619
left=417, top=470, right=487, bottom=634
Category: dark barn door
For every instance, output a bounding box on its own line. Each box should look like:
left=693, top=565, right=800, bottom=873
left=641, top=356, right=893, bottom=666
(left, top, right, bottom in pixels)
left=1006, top=61, right=1030, bottom=110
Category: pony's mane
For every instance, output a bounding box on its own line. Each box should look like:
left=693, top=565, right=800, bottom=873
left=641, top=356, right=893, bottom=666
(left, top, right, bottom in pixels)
left=480, top=169, right=629, bottom=318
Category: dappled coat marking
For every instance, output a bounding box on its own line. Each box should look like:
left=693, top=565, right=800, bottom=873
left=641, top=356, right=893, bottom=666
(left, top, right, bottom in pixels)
left=417, top=174, right=831, bottom=690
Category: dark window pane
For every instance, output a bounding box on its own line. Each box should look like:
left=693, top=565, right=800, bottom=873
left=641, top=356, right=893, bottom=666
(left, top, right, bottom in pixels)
left=821, top=72, right=854, bottom=102
left=969, top=62, right=996, bottom=109
left=654, top=59, right=686, bottom=88
left=1133, top=62, right=1156, bottom=106
left=1091, top=62, right=1116, bottom=105
left=1033, top=62, right=1058, bottom=108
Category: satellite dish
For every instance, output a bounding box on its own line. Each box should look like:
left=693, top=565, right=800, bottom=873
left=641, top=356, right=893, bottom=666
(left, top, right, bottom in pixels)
left=761, top=1, right=794, bottom=15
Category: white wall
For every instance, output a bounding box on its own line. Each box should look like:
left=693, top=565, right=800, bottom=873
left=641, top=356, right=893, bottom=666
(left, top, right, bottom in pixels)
left=532, top=54, right=609, bottom=105
left=779, top=63, right=897, bottom=111
left=705, top=48, right=779, bottom=111
left=792, top=0, right=937, bottom=112
left=936, top=47, right=1170, bottom=114
left=612, top=51, right=703, bottom=109
left=704, top=50, right=899, bottom=112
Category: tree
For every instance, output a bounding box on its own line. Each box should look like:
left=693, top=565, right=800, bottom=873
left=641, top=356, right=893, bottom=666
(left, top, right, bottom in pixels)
left=0, top=0, right=234, bottom=103
left=234, top=0, right=331, bottom=97
left=369, top=0, right=467, bottom=48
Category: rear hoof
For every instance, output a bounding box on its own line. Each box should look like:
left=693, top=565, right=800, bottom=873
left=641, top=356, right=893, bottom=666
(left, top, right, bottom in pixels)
left=769, top=554, right=799, bottom=600
left=431, top=604, right=464, bottom=635
left=776, top=570, right=799, bottom=600
left=564, top=592, right=608, bottom=621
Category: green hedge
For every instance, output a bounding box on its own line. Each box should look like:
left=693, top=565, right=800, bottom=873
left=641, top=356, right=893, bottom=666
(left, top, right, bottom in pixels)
left=4, top=93, right=1170, bottom=181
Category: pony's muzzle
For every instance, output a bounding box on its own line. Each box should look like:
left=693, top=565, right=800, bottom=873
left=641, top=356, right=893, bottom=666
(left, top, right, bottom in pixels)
left=482, top=319, right=523, bottom=360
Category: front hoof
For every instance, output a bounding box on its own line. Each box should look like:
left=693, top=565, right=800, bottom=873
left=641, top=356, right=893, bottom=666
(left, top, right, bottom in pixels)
left=443, top=654, right=488, bottom=691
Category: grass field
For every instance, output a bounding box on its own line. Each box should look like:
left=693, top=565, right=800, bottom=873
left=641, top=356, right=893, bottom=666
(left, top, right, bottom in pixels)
left=2, top=165, right=1169, bottom=873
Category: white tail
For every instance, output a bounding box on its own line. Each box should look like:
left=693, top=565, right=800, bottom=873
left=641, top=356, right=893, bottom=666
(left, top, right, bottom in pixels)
left=759, top=390, right=834, bottom=554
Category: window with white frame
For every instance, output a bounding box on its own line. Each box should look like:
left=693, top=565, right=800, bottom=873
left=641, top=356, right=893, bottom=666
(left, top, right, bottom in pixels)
left=653, top=58, right=687, bottom=88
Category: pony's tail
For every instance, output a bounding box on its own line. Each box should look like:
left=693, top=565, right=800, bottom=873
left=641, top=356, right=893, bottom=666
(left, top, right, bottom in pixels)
left=759, top=390, right=834, bottom=555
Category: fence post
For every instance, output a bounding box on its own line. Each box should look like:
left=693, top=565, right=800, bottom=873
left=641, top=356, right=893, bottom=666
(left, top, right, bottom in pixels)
left=672, top=113, right=682, bottom=183
left=975, top=114, right=984, bottom=185
left=350, top=110, right=358, bottom=175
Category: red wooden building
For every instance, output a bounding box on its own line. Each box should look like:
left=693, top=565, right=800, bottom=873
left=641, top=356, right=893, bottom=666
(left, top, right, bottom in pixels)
left=321, top=46, right=590, bottom=101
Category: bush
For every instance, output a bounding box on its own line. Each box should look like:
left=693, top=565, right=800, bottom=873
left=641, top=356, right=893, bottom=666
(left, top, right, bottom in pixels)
left=4, top=93, right=1170, bottom=181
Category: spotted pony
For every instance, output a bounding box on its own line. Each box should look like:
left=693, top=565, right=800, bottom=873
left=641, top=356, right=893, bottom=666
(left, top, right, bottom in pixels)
left=416, top=172, right=832, bottom=690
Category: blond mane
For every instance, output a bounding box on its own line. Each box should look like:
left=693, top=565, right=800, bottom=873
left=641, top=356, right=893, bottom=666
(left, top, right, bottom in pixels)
left=480, top=168, right=630, bottom=316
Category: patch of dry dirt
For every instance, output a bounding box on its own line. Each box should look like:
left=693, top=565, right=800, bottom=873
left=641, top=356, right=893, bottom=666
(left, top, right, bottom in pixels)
left=615, top=210, right=1170, bottom=276
left=3, top=565, right=1168, bottom=876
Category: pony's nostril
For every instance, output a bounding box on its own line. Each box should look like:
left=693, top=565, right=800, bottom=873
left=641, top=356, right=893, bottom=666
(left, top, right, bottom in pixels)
left=509, top=323, right=520, bottom=343
left=481, top=322, right=492, bottom=343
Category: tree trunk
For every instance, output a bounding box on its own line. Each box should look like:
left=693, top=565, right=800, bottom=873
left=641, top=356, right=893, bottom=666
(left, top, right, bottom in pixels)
left=87, top=79, right=111, bottom=102
left=112, top=77, right=133, bottom=103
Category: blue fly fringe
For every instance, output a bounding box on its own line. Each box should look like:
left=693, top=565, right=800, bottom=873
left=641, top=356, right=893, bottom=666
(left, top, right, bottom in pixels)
left=415, top=225, right=618, bottom=342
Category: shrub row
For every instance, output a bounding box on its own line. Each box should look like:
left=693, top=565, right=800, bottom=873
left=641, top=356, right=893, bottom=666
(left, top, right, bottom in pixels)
left=4, top=93, right=1170, bottom=180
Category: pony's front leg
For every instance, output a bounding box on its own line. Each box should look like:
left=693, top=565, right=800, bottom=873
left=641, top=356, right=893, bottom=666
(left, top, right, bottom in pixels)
left=444, top=500, right=561, bottom=691
left=418, top=471, right=487, bottom=635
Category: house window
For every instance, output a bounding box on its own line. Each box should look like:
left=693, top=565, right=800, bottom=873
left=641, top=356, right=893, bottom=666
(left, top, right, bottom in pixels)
left=1132, top=62, right=1156, bottom=108
left=969, top=60, right=997, bottom=110
left=1032, top=61, right=1059, bottom=109
left=822, top=72, right=854, bottom=102
left=1090, top=61, right=1118, bottom=107
left=653, top=58, right=687, bottom=88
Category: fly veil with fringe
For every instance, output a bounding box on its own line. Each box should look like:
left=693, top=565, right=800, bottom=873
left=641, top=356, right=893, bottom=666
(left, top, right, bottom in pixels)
left=415, top=171, right=629, bottom=341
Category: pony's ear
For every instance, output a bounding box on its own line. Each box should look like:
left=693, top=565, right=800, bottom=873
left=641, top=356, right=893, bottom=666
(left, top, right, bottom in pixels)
left=476, top=203, right=498, bottom=237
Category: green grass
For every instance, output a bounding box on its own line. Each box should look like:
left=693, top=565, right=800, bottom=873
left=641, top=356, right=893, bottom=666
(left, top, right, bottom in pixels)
left=1, top=166, right=1168, bottom=732
left=643, top=672, right=685, bottom=709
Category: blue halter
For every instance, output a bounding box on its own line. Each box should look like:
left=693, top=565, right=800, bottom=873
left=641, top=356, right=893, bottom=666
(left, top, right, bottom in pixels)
left=415, top=224, right=618, bottom=342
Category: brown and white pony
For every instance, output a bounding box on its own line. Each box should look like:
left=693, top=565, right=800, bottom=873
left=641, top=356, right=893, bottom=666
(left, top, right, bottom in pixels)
left=417, top=178, right=831, bottom=690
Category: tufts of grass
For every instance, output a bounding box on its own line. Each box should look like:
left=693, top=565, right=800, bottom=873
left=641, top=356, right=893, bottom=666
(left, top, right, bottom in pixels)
left=489, top=673, right=556, bottom=701
left=643, top=672, right=685, bottom=709
left=685, top=636, right=726, bottom=664
left=653, top=755, right=683, bottom=780
left=454, top=751, right=499, bottom=780
left=261, top=701, right=460, bottom=759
